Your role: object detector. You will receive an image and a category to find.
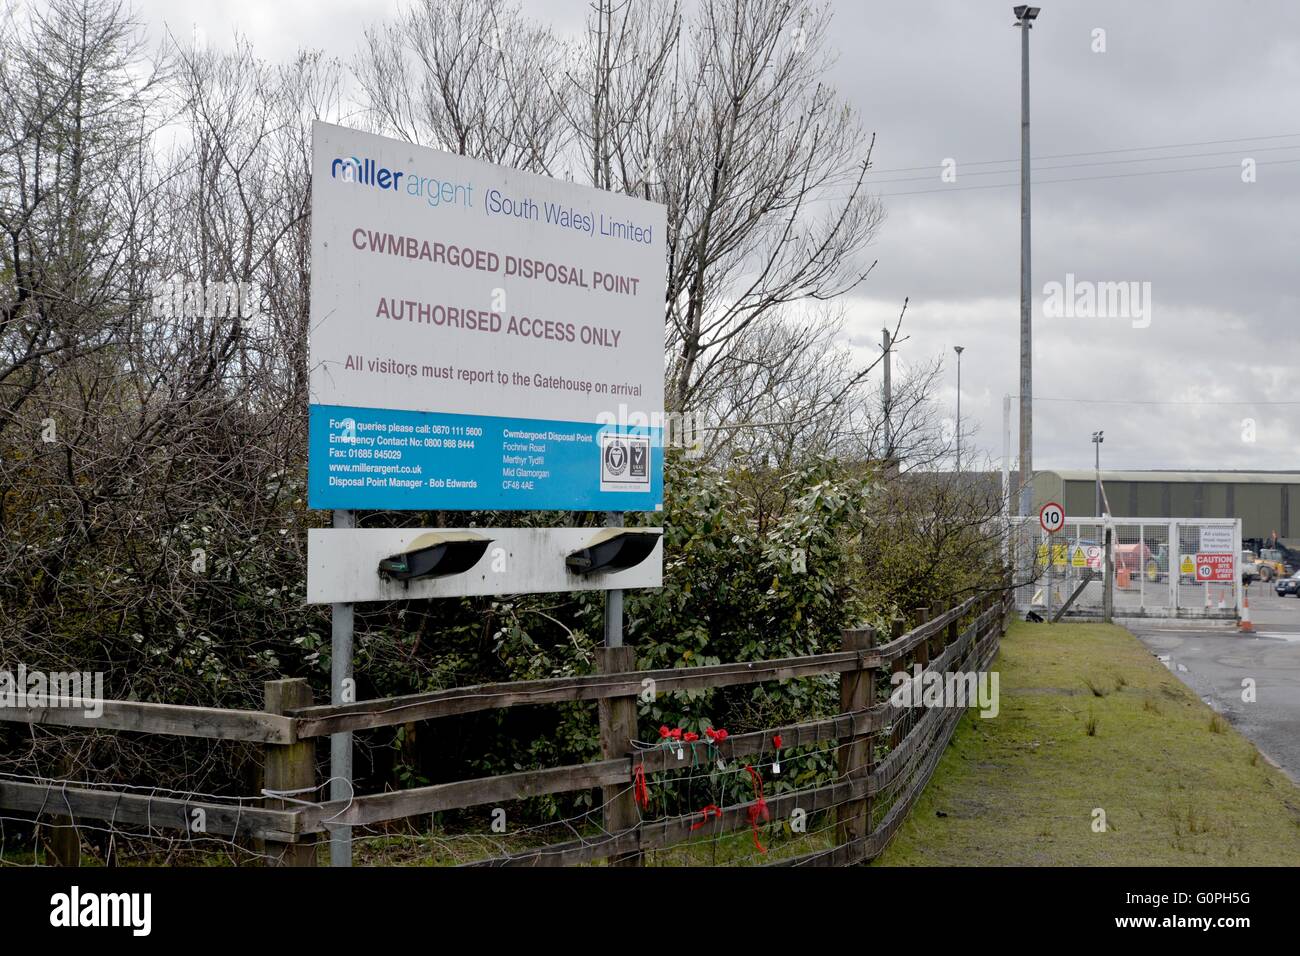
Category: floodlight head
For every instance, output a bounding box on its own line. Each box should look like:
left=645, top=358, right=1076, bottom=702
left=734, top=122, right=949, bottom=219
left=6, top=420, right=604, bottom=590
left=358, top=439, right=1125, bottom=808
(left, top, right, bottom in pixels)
left=1013, top=5, right=1040, bottom=23
left=565, top=528, right=662, bottom=575
left=377, top=531, right=492, bottom=584
left=954, top=345, right=964, bottom=355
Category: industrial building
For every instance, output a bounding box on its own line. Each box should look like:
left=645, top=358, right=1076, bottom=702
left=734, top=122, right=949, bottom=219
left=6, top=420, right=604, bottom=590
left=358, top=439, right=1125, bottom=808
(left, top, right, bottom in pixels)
left=1030, top=470, right=1300, bottom=545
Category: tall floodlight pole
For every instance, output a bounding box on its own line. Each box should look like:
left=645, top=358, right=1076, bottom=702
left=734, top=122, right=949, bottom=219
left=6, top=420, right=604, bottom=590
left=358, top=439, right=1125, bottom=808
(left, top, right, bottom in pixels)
left=1002, top=395, right=1012, bottom=566
left=954, top=345, right=965, bottom=475
left=1014, top=6, right=1039, bottom=519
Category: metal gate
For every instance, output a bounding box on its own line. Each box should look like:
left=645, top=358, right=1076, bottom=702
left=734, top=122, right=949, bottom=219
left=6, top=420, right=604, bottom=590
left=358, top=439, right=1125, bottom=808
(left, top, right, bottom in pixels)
left=1009, top=517, right=1241, bottom=619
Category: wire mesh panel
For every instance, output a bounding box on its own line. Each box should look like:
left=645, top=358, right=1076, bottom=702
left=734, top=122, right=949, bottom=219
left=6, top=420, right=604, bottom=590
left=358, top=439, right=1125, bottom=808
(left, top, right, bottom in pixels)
left=1175, top=519, right=1242, bottom=614
left=1009, top=517, right=1239, bottom=618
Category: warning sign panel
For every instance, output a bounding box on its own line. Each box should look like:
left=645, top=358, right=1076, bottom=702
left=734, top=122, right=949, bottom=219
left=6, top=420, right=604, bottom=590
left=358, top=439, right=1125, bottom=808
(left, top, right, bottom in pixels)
left=1179, top=554, right=1195, bottom=576
left=1195, top=553, right=1234, bottom=582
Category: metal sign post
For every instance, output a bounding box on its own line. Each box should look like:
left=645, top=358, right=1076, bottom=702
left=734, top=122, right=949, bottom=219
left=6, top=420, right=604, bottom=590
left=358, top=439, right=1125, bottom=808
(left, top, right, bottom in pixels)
left=330, top=508, right=354, bottom=867
left=1039, top=502, right=1065, bottom=622
left=604, top=512, right=624, bottom=648
left=1045, top=533, right=1053, bottom=621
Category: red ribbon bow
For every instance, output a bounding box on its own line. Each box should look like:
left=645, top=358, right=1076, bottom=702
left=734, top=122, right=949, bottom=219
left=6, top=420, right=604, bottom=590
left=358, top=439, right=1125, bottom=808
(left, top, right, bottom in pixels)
left=690, top=804, right=723, bottom=831
left=632, top=764, right=650, bottom=809
left=745, top=764, right=770, bottom=853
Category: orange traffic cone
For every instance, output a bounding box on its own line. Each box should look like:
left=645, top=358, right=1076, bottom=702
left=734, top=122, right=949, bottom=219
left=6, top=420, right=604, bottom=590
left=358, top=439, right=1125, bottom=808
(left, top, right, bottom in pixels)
left=1239, top=589, right=1255, bottom=633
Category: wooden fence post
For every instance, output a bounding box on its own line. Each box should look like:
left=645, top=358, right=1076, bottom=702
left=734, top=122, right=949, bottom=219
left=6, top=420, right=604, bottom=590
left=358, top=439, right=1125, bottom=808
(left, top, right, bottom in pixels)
left=43, top=757, right=80, bottom=866
left=912, top=607, right=932, bottom=667
left=264, top=679, right=317, bottom=867
left=597, top=646, right=641, bottom=866
left=945, top=607, right=960, bottom=654
left=837, top=626, right=877, bottom=849
left=888, top=616, right=907, bottom=748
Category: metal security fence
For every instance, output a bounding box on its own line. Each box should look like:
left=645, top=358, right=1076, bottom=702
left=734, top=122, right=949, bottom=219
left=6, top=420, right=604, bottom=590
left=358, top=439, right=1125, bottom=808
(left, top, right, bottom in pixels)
left=1009, top=517, right=1240, bottom=619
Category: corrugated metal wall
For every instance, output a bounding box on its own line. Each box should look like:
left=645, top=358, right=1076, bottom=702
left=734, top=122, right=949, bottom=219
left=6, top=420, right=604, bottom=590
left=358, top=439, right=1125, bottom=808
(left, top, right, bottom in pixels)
left=1056, top=477, right=1299, bottom=539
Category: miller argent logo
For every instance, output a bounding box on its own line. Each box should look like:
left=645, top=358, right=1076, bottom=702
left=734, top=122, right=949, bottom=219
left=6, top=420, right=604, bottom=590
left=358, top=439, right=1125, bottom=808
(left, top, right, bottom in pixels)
left=330, top=154, right=474, bottom=209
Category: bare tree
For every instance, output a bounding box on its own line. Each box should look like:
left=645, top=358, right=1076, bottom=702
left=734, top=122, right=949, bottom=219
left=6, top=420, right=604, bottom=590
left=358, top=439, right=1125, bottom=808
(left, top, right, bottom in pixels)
left=0, top=0, right=162, bottom=438
left=354, top=0, right=566, bottom=171
left=657, top=0, right=884, bottom=416
left=355, top=0, right=888, bottom=440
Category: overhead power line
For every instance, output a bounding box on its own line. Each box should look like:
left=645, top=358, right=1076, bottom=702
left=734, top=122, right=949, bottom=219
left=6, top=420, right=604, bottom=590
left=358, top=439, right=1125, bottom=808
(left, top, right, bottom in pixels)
left=1033, top=396, right=1300, bottom=407
left=869, top=157, right=1300, bottom=198
left=864, top=144, right=1300, bottom=186
left=864, top=132, right=1300, bottom=175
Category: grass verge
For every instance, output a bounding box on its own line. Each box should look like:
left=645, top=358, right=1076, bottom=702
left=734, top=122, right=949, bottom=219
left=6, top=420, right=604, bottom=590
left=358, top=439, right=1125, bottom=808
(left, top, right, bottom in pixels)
left=875, top=620, right=1300, bottom=866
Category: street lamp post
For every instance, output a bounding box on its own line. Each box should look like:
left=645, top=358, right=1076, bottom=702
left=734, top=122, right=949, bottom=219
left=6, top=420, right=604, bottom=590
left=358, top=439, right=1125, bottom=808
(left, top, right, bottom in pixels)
left=954, top=345, right=964, bottom=475
left=1091, top=430, right=1104, bottom=517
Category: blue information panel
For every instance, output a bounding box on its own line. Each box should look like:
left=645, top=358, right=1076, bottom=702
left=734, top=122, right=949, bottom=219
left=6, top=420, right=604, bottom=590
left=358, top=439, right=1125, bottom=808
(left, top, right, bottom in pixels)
left=309, top=404, right=662, bottom=511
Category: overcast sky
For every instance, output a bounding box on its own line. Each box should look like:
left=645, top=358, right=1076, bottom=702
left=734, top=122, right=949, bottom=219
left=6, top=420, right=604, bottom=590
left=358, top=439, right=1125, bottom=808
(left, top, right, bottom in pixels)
left=132, top=0, right=1300, bottom=473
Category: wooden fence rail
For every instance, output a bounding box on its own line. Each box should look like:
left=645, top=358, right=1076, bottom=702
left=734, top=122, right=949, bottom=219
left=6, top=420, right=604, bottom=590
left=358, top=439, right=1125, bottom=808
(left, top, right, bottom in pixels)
left=0, top=587, right=1013, bottom=866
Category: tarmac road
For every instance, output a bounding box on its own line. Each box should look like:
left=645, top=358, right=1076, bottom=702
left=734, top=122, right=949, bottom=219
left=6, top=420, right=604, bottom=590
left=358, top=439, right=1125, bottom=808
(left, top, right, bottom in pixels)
left=1126, top=585, right=1300, bottom=783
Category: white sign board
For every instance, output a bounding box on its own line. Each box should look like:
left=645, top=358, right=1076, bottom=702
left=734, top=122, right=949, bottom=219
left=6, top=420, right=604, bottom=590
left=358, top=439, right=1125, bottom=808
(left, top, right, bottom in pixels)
left=306, top=528, right=663, bottom=604
left=1199, top=526, right=1234, bottom=553
left=307, top=122, right=667, bottom=511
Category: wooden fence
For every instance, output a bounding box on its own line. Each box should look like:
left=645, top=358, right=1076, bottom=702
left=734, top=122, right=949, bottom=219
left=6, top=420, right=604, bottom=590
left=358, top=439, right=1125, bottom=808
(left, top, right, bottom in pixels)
left=0, top=587, right=1013, bottom=866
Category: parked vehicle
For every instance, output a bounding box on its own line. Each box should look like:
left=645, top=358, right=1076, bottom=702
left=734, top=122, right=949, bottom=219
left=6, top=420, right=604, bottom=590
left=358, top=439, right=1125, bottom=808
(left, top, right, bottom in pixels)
left=1241, top=550, right=1260, bottom=584
left=1114, top=542, right=1159, bottom=582
left=1276, top=571, right=1300, bottom=598
left=1256, top=548, right=1292, bottom=583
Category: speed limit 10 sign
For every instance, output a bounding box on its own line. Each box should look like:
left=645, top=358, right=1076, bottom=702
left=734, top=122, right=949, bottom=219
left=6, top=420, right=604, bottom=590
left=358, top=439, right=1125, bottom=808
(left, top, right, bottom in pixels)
left=1040, top=501, right=1066, bottom=534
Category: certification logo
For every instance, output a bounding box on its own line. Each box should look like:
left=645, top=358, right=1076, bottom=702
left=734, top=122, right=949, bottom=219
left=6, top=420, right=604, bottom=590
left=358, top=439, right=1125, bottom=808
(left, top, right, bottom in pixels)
left=600, top=433, right=650, bottom=492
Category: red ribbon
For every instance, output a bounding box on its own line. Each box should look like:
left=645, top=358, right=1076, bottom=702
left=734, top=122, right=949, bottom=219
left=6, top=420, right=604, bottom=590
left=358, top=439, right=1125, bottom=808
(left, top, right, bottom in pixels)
left=632, top=763, right=650, bottom=809
left=745, top=764, right=770, bottom=853
left=690, top=804, right=723, bottom=831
